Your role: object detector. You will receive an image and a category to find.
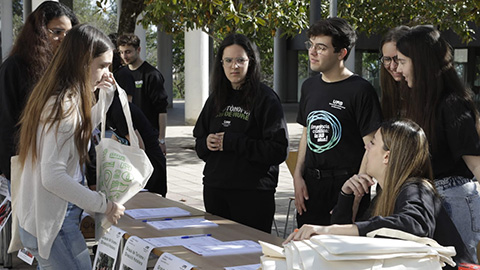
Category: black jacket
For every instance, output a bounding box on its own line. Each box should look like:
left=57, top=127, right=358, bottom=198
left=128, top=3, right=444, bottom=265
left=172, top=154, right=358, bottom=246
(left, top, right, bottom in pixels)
left=193, top=83, right=288, bottom=190
left=332, top=181, right=473, bottom=269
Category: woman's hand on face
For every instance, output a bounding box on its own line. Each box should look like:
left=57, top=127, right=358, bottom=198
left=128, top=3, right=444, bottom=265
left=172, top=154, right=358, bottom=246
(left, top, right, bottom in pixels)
left=206, top=132, right=224, bottom=151
left=341, top=174, right=375, bottom=197
left=95, top=72, right=115, bottom=93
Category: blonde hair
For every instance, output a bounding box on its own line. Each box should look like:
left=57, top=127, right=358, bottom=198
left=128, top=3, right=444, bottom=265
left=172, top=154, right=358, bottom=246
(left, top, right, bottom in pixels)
left=18, top=24, right=113, bottom=167
left=372, top=119, right=434, bottom=216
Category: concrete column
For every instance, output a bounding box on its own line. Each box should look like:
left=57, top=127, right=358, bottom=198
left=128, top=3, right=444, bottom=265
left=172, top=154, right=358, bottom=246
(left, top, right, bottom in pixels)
left=134, top=14, right=147, bottom=61
left=274, top=29, right=287, bottom=101
left=32, top=0, right=53, bottom=12
left=184, top=28, right=209, bottom=125
left=345, top=47, right=355, bottom=73
left=157, top=28, right=173, bottom=108
left=1, top=0, right=14, bottom=61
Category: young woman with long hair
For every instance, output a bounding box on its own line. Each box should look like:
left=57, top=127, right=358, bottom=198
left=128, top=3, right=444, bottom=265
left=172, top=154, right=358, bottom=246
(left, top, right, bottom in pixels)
left=15, top=24, right=124, bottom=269
left=285, top=119, right=472, bottom=266
left=396, top=25, right=480, bottom=262
left=379, top=26, right=410, bottom=120
left=193, top=33, right=288, bottom=233
left=0, top=1, right=78, bottom=180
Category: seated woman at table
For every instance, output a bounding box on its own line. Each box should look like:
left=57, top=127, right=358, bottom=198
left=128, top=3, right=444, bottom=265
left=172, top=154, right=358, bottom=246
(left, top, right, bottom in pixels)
left=284, top=119, right=473, bottom=266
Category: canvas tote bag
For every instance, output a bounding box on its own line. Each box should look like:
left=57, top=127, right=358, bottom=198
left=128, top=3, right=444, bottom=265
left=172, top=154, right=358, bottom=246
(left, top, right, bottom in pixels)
left=260, top=228, right=456, bottom=270
left=7, top=155, right=23, bottom=254
left=95, top=84, right=153, bottom=239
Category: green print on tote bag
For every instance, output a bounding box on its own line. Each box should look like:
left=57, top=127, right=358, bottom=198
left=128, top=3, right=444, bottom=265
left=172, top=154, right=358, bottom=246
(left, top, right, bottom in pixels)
left=95, top=83, right=153, bottom=240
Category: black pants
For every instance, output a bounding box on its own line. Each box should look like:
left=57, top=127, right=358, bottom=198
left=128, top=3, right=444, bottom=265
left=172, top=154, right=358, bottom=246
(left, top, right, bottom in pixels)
left=203, top=186, right=275, bottom=233
left=296, top=173, right=370, bottom=227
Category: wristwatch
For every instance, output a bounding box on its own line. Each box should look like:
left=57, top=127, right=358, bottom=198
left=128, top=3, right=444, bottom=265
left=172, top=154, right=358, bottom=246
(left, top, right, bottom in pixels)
left=158, top=138, right=166, bottom=145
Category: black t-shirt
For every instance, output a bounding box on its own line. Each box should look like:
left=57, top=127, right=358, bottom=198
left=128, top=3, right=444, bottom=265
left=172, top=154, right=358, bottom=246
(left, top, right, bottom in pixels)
left=124, top=62, right=168, bottom=130
left=432, top=95, right=480, bottom=179
left=297, top=74, right=382, bottom=172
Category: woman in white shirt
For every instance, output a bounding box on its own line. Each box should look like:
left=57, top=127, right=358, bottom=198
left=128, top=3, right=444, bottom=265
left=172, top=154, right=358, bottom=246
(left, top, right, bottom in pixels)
left=15, top=24, right=124, bottom=269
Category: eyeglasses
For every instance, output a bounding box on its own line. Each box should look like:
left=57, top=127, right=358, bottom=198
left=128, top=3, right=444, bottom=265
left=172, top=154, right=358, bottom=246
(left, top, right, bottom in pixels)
left=48, top=28, right=68, bottom=41
left=221, top=57, right=249, bottom=67
left=380, top=55, right=398, bottom=67
left=305, top=40, right=329, bottom=55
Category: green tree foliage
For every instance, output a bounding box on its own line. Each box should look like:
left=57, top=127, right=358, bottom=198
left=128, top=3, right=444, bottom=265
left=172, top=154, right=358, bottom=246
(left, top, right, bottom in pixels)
left=141, top=0, right=309, bottom=40
left=95, top=0, right=480, bottom=99
left=336, top=0, right=480, bottom=43
left=75, top=0, right=117, bottom=35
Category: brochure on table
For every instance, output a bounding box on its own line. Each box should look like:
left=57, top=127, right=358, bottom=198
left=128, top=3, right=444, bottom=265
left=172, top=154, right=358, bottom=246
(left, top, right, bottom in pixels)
left=125, top=207, right=191, bottom=220
left=145, top=234, right=221, bottom=248
left=120, top=236, right=155, bottom=270
left=184, top=240, right=262, bottom=256
left=224, top=264, right=262, bottom=270
left=146, top=218, right=218, bottom=230
left=153, top=252, right=195, bottom=270
left=92, top=226, right=126, bottom=270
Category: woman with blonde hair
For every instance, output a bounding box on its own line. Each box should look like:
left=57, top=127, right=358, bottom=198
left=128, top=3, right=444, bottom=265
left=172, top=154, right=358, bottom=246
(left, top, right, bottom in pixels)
left=285, top=119, right=473, bottom=266
left=15, top=24, right=124, bottom=269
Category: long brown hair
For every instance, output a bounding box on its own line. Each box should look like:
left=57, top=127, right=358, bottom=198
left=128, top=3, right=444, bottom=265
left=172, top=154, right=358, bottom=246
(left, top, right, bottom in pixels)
left=372, top=119, right=434, bottom=217
left=9, top=1, right=78, bottom=84
left=379, top=26, right=410, bottom=120
left=396, top=25, right=480, bottom=148
left=18, top=24, right=114, bottom=167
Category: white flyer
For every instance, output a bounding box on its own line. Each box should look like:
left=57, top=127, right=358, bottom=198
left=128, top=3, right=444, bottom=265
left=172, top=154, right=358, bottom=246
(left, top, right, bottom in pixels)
left=224, top=263, right=262, bottom=270
left=0, top=175, right=9, bottom=197
left=145, top=234, right=221, bottom=248
left=153, top=252, right=195, bottom=270
left=184, top=240, right=262, bottom=256
left=146, top=218, right=218, bottom=230
left=0, top=196, right=12, bottom=232
left=119, top=236, right=155, bottom=270
left=92, top=226, right=126, bottom=270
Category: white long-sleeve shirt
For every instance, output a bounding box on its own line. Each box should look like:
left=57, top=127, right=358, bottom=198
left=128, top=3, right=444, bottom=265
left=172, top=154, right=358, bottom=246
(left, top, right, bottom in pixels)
left=16, top=95, right=107, bottom=260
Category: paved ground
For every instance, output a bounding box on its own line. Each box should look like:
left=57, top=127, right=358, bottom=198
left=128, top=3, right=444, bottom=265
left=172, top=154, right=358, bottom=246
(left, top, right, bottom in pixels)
left=3, top=100, right=302, bottom=269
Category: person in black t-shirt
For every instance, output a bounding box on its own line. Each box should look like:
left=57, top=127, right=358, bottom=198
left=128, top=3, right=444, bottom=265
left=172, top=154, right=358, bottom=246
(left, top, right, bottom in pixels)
left=396, top=25, right=480, bottom=263
left=117, top=34, right=168, bottom=155
left=294, top=18, right=382, bottom=227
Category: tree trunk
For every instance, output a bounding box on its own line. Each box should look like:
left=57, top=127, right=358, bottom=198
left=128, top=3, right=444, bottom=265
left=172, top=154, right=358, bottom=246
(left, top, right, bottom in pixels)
left=118, top=0, right=146, bottom=34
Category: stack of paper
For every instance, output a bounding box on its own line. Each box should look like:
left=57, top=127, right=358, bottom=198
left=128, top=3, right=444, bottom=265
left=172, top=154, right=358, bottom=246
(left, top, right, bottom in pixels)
left=184, top=240, right=262, bottom=256
left=125, top=207, right=191, bottom=219
left=146, top=218, right=218, bottom=230
left=145, top=234, right=222, bottom=248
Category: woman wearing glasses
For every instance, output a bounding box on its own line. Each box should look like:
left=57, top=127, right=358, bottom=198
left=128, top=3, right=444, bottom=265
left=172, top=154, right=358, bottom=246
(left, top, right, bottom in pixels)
left=395, top=25, right=480, bottom=263
left=0, top=1, right=78, bottom=181
left=193, top=33, right=288, bottom=233
left=378, top=26, right=410, bottom=120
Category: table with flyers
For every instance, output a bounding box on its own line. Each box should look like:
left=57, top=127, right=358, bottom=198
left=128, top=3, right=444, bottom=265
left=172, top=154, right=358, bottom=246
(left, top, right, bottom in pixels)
left=115, top=191, right=283, bottom=269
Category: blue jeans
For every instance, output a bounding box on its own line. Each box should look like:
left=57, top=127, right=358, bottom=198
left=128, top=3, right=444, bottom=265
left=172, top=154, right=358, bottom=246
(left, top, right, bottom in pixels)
left=18, top=203, right=92, bottom=270
left=435, top=176, right=480, bottom=263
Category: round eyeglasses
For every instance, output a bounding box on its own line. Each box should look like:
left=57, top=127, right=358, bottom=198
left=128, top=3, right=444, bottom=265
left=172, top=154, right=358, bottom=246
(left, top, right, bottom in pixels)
left=221, top=57, right=249, bottom=67
left=48, top=28, right=68, bottom=41
left=304, top=40, right=329, bottom=55
left=380, top=55, right=398, bottom=67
